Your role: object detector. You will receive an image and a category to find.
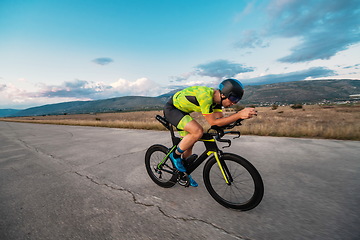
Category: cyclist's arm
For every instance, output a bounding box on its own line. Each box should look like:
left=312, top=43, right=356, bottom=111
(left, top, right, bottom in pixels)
left=212, top=112, right=224, bottom=119
left=203, top=108, right=257, bottom=126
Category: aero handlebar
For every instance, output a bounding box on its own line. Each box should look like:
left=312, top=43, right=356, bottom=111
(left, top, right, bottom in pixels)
left=208, top=119, right=243, bottom=148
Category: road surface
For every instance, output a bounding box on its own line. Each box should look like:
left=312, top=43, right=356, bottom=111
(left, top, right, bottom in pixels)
left=0, top=121, right=359, bottom=239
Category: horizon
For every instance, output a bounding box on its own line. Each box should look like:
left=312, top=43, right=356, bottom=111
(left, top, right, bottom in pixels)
left=1, top=0, right=359, bottom=109
left=2, top=78, right=358, bottom=111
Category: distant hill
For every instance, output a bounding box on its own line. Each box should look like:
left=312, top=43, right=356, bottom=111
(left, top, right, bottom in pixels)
left=1, top=79, right=359, bottom=117
left=7, top=96, right=169, bottom=117
left=241, top=79, right=360, bottom=105
left=0, top=109, right=21, bottom=117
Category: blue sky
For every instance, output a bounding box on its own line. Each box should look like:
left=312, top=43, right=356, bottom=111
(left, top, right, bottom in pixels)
left=1, top=0, right=359, bottom=109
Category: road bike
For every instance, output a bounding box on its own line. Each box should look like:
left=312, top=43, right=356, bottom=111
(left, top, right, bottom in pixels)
left=145, top=115, right=264, bottom=210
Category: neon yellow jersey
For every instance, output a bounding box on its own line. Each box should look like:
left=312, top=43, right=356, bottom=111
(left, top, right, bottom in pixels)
left=172, top=86, right=222, bottom=115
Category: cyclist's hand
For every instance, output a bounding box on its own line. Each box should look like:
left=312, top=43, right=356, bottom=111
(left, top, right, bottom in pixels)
left=237, top=108, right=258, bottom=119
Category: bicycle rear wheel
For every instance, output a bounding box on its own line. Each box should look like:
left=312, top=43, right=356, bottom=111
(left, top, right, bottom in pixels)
left=145, top=144, right=177, bottom=188
left=203, top=153, right=264, bottom=210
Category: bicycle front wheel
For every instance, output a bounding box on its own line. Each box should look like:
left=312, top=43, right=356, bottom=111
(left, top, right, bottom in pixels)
left=145, top=144, right=177, bottom=188
left=203, top=153, right=264, bottom=210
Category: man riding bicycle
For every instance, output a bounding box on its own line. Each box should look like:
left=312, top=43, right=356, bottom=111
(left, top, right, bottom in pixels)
left=164, top=78, right=257, bottom=187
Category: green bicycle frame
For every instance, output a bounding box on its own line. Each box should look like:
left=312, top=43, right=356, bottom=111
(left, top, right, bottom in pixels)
left=158, top=138, right=232, bottom=185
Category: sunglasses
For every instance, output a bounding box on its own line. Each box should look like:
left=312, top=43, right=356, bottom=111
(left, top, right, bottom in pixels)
left=228, top=93, right=241, bottom=104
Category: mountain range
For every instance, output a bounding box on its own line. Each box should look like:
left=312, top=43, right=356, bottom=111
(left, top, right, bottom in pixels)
left=1, top=79, right=359, bottom=117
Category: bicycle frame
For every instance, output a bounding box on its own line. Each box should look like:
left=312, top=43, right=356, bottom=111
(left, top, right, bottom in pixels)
left=148, top=115, right=263, bottom=210
left=155, top=115, right=233, bottom=185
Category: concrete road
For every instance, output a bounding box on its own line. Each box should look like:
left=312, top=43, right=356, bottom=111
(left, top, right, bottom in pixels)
left=0, top=121, right=359, bottom=240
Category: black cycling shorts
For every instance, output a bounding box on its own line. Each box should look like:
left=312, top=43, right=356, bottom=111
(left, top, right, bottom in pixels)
left=163, top=98, right=193, bottom=136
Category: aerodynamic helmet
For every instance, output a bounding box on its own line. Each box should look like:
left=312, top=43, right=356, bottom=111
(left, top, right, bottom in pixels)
left=218, top=79, right=244, bottom=104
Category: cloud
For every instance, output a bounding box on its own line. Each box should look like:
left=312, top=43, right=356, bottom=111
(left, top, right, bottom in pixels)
left=39, top=79, right=110, bottom=98
left=110, top=78, right=163, bottom=96
left=343, top=64, right=360, bottom=69
left=167, top=59, right=255, bottom=91
left=169, top=72, right=194, bottom=82
left=273, top=0, right=360, bottom=63
left=234, top=1, right=256, bottom=22
left=39, top=78, right=165, bottom=99
left=168, top=60, right=254, bottom=89
left=195, top=59, right=254, bottom=79
left=0, top=83, right=41, bottom=108
left=0, top=77, right=170, bottom=109
left=0, top=83, right=30, bottom=101
left=236, top=0, right=360, bottom=63
left=235, top=30, right=269, bottom=49
left=92, top=57, right=114, bottom=65
left=0, top=77, right=169, bottom=109
left=239, top=67, right=336, bottom=85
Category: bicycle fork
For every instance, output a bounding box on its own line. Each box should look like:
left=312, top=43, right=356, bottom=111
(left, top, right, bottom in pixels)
left=210, top=151, right=233, bottom=185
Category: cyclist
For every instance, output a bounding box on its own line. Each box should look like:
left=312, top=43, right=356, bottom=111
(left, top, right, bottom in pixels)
left=164, top=78, right=257, bottom=187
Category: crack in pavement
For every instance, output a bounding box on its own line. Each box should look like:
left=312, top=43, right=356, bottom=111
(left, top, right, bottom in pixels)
left=7, top=129, right=247, bottom=239
left=74, top=171, right=248, bottom=240
left=14, top=137, right=144, bottom=172
left=87, top=148, right=147, bottom=168
left=16, top=138, right=56, bottom=158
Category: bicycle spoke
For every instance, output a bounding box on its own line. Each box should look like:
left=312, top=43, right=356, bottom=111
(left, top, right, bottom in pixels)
left=207, top=158, right=257, bottom=205
left=232, top=183, right=252, bottom=201
left=145, top=145, right=177, bottom=188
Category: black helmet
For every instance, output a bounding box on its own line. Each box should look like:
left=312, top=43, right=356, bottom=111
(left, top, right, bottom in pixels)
left=219, top=79, right=244, bottom=103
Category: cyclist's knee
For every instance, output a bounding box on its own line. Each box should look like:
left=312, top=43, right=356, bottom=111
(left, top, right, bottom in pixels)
left=184, top=120, right=203, bottom=139
left=193, top=127, right=203, bottom=139
left=188, top=126, right=203, bottom=139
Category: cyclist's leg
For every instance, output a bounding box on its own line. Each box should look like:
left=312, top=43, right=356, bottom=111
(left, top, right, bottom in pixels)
left=164, top=100, right=202, bottom=154
left=182, top=147, right=193, bottom=159
left=164, top=100, right=188, bottom=129
left=177, top=120, right=202, bottom=187
left=177, top=120, right=203, bottom=154
left=163, top=103, right=189, bottom=172
left=163, top=102, right=201, bottom=186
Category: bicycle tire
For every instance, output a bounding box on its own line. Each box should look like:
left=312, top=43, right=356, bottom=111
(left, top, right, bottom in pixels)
left=145, top=144, right=177, bottom=188
left=203, top=153, right=264, bottom=210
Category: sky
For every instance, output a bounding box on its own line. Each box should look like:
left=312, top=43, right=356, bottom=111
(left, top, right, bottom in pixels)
left=1, top=0, right=359, bottom=109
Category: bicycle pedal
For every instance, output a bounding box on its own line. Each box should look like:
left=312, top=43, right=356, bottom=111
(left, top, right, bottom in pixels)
left=177, top=173, right=190, bottom=187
